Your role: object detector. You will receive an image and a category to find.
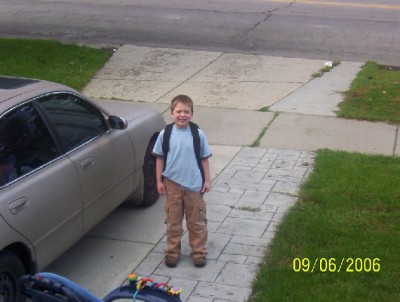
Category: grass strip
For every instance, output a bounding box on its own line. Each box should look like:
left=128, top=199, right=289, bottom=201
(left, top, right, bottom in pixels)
left=251, top=149, right=400, bottom=302
left=338, top=61, right=400, bottom=124
left=0, top=38, right=111, bottom=90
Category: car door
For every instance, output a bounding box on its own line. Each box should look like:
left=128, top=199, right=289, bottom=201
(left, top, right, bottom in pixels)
left=37, top=93, right=135, bottom=233
left=0, top=101, right=83, bottom=269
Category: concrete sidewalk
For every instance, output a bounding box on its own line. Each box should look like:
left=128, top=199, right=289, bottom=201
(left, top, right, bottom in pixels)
left=46, top=45, right=399, bottom=302
left=84, top=45, right=399, bottom=156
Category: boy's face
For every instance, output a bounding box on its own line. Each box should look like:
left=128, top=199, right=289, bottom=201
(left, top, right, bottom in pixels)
left=171, top=102, right=193, bottom=128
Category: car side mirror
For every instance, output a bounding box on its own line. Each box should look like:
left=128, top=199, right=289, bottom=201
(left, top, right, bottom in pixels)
left=109, top=116, right=128, bottom=130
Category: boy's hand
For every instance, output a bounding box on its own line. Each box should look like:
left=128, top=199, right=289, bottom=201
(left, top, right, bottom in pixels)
left=157, top=182, right=165, bottom=195
left=155, top=157, right=165, bottom=195
left=201, top=180, right=211, bottom=194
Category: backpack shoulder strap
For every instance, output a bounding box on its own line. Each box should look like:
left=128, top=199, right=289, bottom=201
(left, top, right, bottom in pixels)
left=189, top=122, right=205, bottom=186
left=189, top=122, right=201, bottom=160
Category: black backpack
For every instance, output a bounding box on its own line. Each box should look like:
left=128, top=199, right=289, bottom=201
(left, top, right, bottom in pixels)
left=162, top=122, right=205, bottom=185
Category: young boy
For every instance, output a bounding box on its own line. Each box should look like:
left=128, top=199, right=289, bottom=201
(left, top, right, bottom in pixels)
left=152, top=95, right=212, bottom=268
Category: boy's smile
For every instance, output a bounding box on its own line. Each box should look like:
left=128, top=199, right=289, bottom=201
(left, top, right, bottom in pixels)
left=171, top=102, right=193, bottom=128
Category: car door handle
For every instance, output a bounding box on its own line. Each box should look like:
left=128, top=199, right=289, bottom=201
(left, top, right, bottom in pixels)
left=81, top=158, right=95, bottom=170
left=9, top=197, right=28, bottom=214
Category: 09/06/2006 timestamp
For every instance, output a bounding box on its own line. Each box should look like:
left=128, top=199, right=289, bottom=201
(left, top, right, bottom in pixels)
left=292, top=258, right=380, bottom=273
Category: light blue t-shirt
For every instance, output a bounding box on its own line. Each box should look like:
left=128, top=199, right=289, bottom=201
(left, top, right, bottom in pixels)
left=153, top=125, right=212, bottom=192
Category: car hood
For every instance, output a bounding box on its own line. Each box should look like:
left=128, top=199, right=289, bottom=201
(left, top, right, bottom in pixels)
left=92, top=99, right=162, bottom=121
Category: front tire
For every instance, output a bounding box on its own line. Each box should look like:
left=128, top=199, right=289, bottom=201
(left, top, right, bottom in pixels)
left=0, top=251, right=26, bottom=302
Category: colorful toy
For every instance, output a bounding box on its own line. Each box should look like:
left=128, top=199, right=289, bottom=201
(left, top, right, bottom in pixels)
left=20, top=272, right=182, bottom=302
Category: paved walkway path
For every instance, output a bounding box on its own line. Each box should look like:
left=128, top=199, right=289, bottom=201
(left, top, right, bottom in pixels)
left=134, top=147, right=315, bottom=301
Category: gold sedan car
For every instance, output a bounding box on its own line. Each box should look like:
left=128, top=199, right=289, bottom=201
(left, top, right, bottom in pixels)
left=0, top=77, right=165, bottom=302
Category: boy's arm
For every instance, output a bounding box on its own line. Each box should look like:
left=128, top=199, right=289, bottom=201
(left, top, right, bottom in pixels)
left=201, top=157, right=211, bottom=193
left=156, top=156, right=165, bottom=195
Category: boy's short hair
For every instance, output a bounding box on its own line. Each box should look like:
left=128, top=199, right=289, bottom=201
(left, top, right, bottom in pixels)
left=171, top=95, right=194, bottom=113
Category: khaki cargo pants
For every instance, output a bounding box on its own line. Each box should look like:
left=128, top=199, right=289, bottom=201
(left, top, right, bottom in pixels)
left=163, top=178, right=208, bottom=260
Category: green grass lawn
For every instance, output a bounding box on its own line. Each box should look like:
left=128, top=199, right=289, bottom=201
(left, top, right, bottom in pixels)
left=251, top=150, right=400, bottom=302
left=338, top=61, right=400, bottom=124
left=0, top=38, right=111, bottom=90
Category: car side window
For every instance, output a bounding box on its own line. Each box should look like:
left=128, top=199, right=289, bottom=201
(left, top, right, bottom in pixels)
left=38, top=94, right=108, bottom=152
left=0, top=103, right=60, bottom=187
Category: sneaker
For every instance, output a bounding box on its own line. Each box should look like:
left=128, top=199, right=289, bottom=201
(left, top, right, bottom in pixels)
left=165, top=256, right=178, bottom=268
left=193, top=257, right=207, bottom=268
